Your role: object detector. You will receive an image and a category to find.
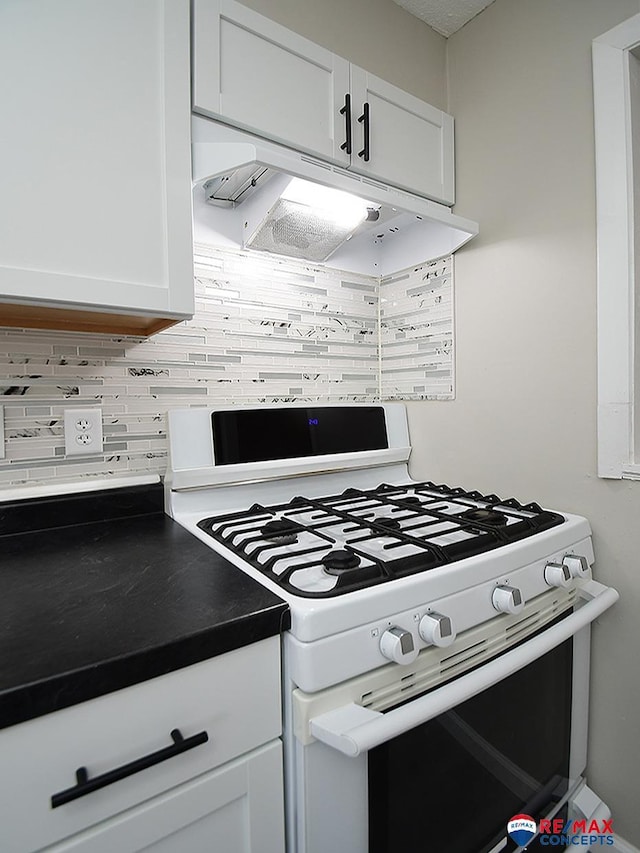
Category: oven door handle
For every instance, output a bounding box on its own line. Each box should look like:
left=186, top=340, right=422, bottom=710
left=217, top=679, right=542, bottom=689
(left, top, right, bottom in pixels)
left=309, top=580, right=618, bottom=757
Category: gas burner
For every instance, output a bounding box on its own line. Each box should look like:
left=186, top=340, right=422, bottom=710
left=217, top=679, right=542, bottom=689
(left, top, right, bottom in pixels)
left=261, top=519, right=300, bottom=544
left=197, top=479, right=565, bottom=597
left=460, top=508, right=508, bottom=527
left=374, top=516, right=402, bottom=531
left=321, top=549, right=362, bottom=575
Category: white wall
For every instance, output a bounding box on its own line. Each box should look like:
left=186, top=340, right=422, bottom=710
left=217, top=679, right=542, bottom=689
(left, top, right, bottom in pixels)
left=406, top=0, right=640, bottom=840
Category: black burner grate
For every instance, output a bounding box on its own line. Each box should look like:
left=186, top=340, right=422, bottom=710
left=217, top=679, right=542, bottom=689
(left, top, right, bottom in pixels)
left=196, top=481, right=565, bottom=598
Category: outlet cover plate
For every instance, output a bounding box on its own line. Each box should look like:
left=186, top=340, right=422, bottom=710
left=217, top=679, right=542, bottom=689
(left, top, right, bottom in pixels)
left=64, top=408, right=103, bottom=456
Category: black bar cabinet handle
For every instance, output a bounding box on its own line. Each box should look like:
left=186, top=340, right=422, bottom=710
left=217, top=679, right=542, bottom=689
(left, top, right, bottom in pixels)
left=51, top=728, right=209, bottom=808
left=339, top=93, right=352, bottom=154
left=358, top=102, right=370, bottom=161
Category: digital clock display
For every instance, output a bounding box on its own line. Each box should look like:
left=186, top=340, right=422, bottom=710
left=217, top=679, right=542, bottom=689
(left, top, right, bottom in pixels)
left=212, top=407, right=388, bottom=465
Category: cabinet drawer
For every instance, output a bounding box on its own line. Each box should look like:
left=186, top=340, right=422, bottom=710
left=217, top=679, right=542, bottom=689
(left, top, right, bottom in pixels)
left=44, top=741, right=285, bottom=853
left=0, top=637, right=281, bottom=853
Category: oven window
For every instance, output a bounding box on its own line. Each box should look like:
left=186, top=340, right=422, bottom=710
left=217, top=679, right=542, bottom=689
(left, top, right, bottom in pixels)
left=368, top=637, right=572, bottom=853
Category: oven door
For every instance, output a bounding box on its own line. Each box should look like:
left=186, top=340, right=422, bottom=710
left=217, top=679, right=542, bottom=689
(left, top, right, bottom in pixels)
left=291, top=580, right=617, bottom=853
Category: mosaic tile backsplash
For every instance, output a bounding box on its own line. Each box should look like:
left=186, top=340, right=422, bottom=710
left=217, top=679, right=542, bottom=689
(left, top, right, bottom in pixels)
left=380, top=255, right=453, bottom=399
left=0, top=244, right=453, bottom=491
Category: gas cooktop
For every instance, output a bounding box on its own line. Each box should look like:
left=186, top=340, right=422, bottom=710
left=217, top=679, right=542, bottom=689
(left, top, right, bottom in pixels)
left=197, top=480, right=564, bottom=597
left=167, top=403, right=596, bottom=646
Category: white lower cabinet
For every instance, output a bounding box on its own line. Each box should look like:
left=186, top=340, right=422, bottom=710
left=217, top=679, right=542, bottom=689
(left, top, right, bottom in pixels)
left=0, top=637, right=284, bottom=853
left=45, top=742, right=284, bottom=853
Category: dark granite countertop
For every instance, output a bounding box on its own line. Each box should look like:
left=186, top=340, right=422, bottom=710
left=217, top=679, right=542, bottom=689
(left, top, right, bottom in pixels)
left=0, top=482, right=289, bottom=730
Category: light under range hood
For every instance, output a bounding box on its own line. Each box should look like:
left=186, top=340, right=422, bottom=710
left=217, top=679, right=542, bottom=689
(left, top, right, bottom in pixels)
left=191, top=116, right=479, bottom=277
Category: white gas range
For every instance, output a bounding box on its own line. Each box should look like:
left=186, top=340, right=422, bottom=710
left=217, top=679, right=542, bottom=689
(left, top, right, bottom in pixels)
left=165, top=403, right=618, bottom=853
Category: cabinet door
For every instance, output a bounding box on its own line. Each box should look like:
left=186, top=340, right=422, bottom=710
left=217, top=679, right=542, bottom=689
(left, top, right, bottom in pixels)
left=0, top=0, right=194, bottom=331
left=45, top=741, right=285, bottom=853
left=349, top=67, right=455, bottom=205
left=192, top=0, right=351, bottom=165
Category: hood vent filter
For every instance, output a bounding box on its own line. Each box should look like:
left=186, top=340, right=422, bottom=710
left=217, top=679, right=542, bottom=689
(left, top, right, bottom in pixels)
left=246, top=198, right=360, bottom=262
left=245, top=177, right=378, bottom=263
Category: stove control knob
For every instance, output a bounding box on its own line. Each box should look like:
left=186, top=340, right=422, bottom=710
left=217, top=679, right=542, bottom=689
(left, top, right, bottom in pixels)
left=380, top=626, right=419, bottom=665
left=492, top=585, right=525, bottom=615
left=562, top=553, right=590, bottom=579
left=544, top=561, right=572, bottom=588
left=419, top=612, right=456, bottom=648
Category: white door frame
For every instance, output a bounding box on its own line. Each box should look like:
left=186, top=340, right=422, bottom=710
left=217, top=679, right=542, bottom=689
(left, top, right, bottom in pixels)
left=593, top=14, right=640, bottom=478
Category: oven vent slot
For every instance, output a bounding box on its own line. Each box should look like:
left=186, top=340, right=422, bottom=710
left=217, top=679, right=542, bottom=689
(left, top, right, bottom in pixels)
left=359, top=641, right=499, bottom=712
left=504, top=592, right=576, bottom=644
left=361, top=590, right=577, bottom=713
left=440, top=639, right=488, bottom=668
left=360, top=658, right=445, bottom=709
left=504, top=612, right=545, bottom=642
left=399, top=673, right=417, bottom=692
left=293, top=587, right=579, bottom=745
left=440, top=642, right=490, bottom=675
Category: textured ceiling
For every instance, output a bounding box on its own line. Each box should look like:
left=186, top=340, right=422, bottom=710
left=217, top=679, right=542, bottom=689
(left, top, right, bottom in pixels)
left=392, top=0, right=496, bottom=37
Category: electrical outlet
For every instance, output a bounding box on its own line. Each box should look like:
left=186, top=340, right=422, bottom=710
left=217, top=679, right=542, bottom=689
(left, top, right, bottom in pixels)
left=64, top=408, right=103, bottom=456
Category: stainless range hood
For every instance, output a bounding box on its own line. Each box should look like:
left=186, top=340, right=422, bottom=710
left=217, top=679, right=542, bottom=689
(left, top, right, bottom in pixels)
left=191, top=117, right=479, bottom=277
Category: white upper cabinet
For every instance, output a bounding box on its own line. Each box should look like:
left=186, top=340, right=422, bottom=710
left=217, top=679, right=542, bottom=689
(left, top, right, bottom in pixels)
left=192, top=0, right=455, bottom=205
left=0, top=0, right=194, bottom=336
left=193, top=0, right=351, bottom=165
left=349, top=67, right=455, bottom=204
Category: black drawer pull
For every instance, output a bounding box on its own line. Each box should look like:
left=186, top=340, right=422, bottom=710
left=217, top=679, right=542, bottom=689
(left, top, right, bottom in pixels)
left=357, top=102, right=370, bottom=161
left=339, top=93, right=352, bottom=154
left=51, top=728, right=209, bottom=808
